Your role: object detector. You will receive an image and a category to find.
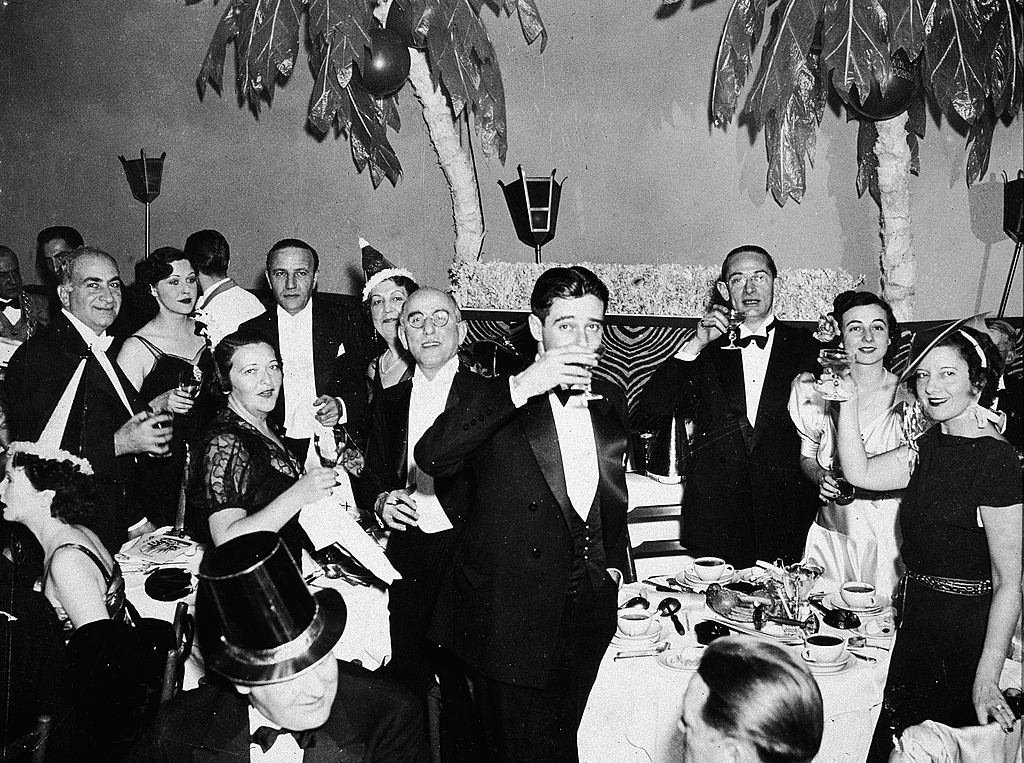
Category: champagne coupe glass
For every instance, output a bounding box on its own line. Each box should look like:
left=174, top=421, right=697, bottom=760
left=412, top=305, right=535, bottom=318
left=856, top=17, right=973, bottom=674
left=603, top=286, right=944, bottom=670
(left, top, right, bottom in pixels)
left=818, top=348, right=851, bottom=401
left=176, top=367, right=202, bottom=401
left=722, top=309, right=745, bottom=350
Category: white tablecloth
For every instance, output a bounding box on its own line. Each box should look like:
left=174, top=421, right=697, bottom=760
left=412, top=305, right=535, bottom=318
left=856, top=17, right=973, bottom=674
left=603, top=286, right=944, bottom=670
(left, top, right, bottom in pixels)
left=578, top=588, right=893, bottom=762
left=120, top=533, right=392, bottom=690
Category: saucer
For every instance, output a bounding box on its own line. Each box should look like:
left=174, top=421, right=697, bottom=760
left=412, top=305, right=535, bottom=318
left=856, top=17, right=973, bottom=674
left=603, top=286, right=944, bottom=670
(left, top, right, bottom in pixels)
left=676, top=565, right=737, bottom=588
left=801, top=653, right=854, bottom=675
left=853, top=609, right=897, bottom=640
left=611, top=621, right=663, bottom=648
left=656, top=646, right=704, bottom=672
left=826, top=592, right=888, bottom=614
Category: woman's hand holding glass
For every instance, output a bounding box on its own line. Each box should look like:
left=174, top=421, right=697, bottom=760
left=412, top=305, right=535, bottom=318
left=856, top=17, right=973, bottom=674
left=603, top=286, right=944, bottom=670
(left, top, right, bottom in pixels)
left=150, top=388, right=196, bottom=416
left=284, top=466, right=337, bottom=510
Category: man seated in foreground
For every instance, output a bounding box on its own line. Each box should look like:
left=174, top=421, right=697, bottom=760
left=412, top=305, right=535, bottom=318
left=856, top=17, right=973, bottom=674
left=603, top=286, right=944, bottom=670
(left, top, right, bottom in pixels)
left=673, top=636, right=823, bottom=762
left=133, top=531, right=428, bottom=761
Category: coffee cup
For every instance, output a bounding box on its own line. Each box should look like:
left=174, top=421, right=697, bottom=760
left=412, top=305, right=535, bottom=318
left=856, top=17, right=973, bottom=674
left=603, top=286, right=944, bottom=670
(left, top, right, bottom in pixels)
left=692, top=557, right=733, bottom=582
left=617, top=610, right=653, bottom=637
left=803, top=634, right=846, bottom=663
left=840, top=581, right=876, bottom=609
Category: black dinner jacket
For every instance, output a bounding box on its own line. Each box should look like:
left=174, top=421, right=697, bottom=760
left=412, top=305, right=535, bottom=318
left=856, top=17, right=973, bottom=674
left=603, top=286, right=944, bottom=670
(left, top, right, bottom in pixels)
left=130, top=661, right=429, bottom=762
left=416, top=376, right=630, bottom=689
left=239, top=292, right=373, bottom=445
left=637, top=320, right=819, bottom=567
left=6, top=312, right=146, bottom=483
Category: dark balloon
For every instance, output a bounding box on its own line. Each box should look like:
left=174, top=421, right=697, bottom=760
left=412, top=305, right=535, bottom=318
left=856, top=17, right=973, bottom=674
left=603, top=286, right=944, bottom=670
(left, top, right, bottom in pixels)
left=357, top=28, right=411, bottom=98
left=386, top=0, right=428, bottom=49
left=847, top=50, right=920, bottom=121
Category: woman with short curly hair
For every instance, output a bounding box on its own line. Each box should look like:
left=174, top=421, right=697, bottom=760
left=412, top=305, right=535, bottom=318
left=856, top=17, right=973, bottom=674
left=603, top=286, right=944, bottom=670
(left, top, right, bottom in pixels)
left=1, top=443, right=133, bottom=632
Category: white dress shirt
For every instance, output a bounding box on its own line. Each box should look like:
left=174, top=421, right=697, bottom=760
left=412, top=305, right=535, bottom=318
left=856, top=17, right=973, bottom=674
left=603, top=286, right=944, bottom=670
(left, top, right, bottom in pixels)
left=406, top=356, right=460, bottom=525
left=248, top=705, right=303, bottom=762
left=675, top=314, right=777, bottom=427
left=62, top=308, right=134, bottom=415
left=197, top=277, right=266, bottom=336
left=277, top=303, right=318, bottom=439
left=2, top=303, right=22, bottom=326
left=548, top=392, right=600, bottom=520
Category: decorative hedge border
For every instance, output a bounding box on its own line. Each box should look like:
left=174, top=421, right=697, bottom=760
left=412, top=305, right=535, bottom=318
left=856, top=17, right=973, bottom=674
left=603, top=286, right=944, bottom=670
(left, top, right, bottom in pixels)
left=451, top=261, right=864, bottom=322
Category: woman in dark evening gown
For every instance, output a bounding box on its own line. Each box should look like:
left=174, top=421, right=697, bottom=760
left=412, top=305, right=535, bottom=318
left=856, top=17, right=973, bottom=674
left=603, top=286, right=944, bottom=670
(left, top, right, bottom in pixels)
left=117, top=248, right=215, bottom=529
left=834, top=325, right=1022, bottom=757
left=191, top=331, right=340, bottom=558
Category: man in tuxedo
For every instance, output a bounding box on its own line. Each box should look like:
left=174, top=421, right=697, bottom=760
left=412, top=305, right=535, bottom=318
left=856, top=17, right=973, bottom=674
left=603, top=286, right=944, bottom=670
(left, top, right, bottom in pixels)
left=5, top=247, right=172, bottom=550
left=132, top=532, right=427, bottom=762
left=358, top=287, right=477, bottom=758
left=186, top=229, right=265, bottom=339
left=638, top=245, right=818, bottom=567
left=0, top=246, right=49, bottom=340
left=33, top=226, right=83, bottom=316
left=239, top=238, right=372, bottom=465
left=416, top=266, right=630, bottom=761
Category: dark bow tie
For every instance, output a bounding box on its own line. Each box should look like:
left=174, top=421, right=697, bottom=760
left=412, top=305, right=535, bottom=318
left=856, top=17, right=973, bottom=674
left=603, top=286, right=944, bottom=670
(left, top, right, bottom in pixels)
left=0, top=299, right=14, bottom=309
left=734, top=321, right=775, bottom=349
left=553, top=387, right=580, bottom=406
left=251, top=725, right=318, bottom=752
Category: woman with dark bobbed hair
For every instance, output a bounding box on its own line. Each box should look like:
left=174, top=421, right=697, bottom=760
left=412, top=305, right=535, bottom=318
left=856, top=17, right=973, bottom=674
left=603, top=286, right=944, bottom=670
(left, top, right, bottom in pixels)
left=835, top=324, right=1022, bottom=754
left=788, top=290, right=911, bottom=597
left=1, top=443, right=132, bottom=633
left=675, top=636, right=823, bottom=762
left=117, top=247, right=216, bottom=528
left=191, top=330, right=338, bottom=556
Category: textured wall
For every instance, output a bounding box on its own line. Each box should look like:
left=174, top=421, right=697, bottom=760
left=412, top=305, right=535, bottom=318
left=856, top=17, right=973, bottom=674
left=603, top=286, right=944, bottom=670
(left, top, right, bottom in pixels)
left=0, top=0, right=1021, bottom=317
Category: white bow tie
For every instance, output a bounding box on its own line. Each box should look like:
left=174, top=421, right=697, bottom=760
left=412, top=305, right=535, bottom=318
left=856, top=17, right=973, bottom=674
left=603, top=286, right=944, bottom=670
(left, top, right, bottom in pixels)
left=90, top=334, right=113, bottom=353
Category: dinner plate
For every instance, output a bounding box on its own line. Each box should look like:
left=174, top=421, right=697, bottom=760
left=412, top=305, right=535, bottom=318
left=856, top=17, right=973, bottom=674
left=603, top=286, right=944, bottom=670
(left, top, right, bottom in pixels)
left=825, top=592, right=888, bottom=614
left=704, top=616, right=804, bottom=646
left=676, top=566, right=737, bottom=588
left=801, top=653, right=855, bottom=675
left=656, top=646, right=704, bottom=672
left=853, top=610, right=897, bottom=640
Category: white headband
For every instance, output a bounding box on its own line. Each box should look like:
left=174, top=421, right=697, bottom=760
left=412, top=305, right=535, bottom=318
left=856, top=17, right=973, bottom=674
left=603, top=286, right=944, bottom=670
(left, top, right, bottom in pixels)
left=6, top=441, right=94, bottom=475
left=362, top=268, right=414, bottom=303
left=958, top=329, right=988, bottom=369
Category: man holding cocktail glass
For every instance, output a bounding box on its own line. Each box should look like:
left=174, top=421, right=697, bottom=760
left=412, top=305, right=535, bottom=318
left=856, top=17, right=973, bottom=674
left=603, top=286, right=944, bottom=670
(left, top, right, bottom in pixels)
left=638, top=245, right=818, bottom=567
left=416, top=266, right=631, bottom=760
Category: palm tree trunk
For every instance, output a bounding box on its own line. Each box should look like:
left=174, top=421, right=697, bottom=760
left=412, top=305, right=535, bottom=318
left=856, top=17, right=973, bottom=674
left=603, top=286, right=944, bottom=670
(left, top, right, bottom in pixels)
left=874, top=113, right=914, bottom=321
left=406, top=49, right=484, bottom=265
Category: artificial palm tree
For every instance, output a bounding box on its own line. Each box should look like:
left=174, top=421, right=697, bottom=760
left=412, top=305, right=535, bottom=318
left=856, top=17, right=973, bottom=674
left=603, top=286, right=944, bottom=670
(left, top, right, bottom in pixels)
left=192, top=0, right=546, bottom=264
left=699, top=0, right=1021, bottom=317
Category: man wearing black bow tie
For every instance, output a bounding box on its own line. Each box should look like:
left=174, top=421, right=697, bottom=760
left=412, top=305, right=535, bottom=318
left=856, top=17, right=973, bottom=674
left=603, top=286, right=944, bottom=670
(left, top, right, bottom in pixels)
left=0, top=246, right=50, bottom=341
left=639, top=246, right=818, bottom=567
left=417, top=267, right=630, bottom=761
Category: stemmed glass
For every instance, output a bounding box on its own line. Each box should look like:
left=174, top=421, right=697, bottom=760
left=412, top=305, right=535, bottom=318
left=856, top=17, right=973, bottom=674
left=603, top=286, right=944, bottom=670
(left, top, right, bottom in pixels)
left=176, top=368, right=202, bottom=401
left=722, top=309, right=745, bottom=350
left=572, top=344, right=604, bottom=405
left=817, top=349, right=852, bottom=401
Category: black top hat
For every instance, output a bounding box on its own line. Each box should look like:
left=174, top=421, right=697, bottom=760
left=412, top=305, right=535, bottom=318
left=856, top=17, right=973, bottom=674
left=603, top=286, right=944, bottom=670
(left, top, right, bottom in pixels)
left=197, top=532, right=346, bottom=686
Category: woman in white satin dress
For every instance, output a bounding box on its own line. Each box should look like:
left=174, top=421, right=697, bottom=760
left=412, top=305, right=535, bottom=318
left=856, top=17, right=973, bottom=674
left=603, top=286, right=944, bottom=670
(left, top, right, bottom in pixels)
left=788, top=291, right=912, bottom=599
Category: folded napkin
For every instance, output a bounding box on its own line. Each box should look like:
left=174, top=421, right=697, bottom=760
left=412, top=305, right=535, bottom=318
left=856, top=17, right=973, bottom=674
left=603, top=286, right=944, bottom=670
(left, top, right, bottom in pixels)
left=299, top=497, right=400, bottom=585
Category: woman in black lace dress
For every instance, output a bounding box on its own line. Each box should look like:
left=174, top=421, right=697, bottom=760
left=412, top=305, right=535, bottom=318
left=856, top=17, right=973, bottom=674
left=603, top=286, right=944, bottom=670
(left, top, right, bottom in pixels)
left=835, top=325, right=1022, bottom=756
left=192, top=330, right=339, bottom=557
left=117, top=247, right=215, bottom=529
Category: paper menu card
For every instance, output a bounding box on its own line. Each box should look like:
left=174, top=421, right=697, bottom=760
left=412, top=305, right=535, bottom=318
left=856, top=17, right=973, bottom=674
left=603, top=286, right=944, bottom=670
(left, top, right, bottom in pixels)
left=408, top=489, right=454, bottom=534
left=299, top=497, right=400, bottom=585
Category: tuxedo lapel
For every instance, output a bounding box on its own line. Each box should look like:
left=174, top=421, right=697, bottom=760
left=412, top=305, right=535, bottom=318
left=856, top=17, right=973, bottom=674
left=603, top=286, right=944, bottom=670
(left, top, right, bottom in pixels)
left=709, top=344, right=753, bottom=449
left=384, top=380, right=413, bottom=485
left=311, top=295, right=340, bottom=396
left=522, top=396, right=575, bottom=526
left=751, top=326, right=799, bottom=451
left=190, top=691, right=251, bottom=760
left=588, top=397, right=628, bottom=527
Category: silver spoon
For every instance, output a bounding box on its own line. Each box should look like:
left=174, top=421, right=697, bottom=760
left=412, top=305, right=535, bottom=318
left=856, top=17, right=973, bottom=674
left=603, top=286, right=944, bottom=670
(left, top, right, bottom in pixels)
left=613, top=642, right=670, bottom=660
